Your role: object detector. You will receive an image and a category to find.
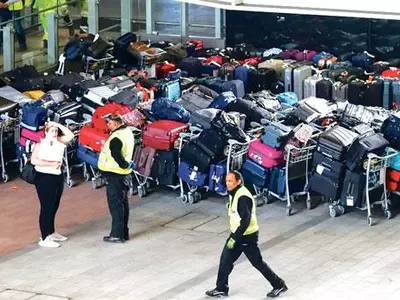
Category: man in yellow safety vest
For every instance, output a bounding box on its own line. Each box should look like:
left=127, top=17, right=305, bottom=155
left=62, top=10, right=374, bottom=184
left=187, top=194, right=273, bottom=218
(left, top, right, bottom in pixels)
left=0, top=0, right=30, bottom=51
left=98, top=114, right=135, bottom=243
left=206, top=171, right=288, bottom=298
left=78, top=0, right=88, bottom=33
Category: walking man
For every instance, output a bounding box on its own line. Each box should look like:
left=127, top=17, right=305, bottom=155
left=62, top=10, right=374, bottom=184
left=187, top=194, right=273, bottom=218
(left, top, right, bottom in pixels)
left=98, top=114, right=135, bottom=243
left=206, top=171, right=288, bottom=298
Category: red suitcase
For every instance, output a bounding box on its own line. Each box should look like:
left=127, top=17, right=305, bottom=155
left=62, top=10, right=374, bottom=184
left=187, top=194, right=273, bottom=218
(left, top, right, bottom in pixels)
left=79, top=125, right=109, bottom=153
left=156, top=62, right=177, bottom=79
left=20, top=128, right=45, bottom=144
left=142, top=120, right=188, bottom=151
left=91, top=102, right=132, bottom=132
left=248, top=139, right=285, bottom=168
left=382, top=68, right=400, bottom=79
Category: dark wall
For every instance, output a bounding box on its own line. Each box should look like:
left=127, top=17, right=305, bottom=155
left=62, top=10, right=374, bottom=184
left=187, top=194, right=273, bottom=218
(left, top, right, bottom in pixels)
left=226, top=11, right=400, bottom=60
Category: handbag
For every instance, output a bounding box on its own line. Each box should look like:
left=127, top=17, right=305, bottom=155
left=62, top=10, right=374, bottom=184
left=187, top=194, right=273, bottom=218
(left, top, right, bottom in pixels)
left=21, top=161, right=36, bottom=184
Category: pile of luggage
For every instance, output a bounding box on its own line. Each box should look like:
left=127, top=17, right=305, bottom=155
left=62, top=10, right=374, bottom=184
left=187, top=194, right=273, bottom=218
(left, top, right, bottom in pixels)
left=0, top=32, right=400, bottom=224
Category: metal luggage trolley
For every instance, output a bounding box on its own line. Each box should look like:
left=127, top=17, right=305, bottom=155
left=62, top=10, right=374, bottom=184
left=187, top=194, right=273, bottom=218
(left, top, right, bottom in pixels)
left=268, top=138, right=318, bottom=216
left=84, top=54, right=114, bottom=79
left=329, top=150, right=398, bottom=226
left=0, top=114, right=20, bottom=183
left=177, top=126, right=250, bottom=204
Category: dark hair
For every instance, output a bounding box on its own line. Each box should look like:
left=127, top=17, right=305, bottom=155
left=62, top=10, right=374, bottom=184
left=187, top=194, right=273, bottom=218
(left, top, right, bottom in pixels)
left=228, top=170, right=244, bottom=185
left=107, top=114, right=125, bottom=124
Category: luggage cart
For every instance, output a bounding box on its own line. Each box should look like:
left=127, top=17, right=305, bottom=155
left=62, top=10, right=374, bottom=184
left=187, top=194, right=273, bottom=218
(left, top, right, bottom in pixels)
left=266, top=139, right=317, bottom=216
left=329, top=151, right=398, bottom=226
left=0, top=115, right=20, bottom=183
left=84, top=54, right=114, bottom=79
left=177, top=127, right=250, bottom=204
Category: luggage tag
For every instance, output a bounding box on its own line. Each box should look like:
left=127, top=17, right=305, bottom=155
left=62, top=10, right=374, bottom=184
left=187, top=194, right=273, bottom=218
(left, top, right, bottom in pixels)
left=316, top=165, right=325, bottom=175
left=190, top=167, right=198, bottom=181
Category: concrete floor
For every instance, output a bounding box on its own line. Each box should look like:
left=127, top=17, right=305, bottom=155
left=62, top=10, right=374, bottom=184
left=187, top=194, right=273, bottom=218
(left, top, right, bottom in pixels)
left=1, top=176, right=400, bottom=300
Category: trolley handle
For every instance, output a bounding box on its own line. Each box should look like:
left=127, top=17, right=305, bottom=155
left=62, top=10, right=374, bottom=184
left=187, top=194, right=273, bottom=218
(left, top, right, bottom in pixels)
left=227, top=139, right=248, bottom=146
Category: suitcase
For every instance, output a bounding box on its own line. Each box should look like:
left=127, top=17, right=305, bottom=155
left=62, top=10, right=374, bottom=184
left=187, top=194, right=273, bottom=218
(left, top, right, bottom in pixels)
left=113, top=32, right=137, bottom=65
left=304, top=75, right=323, bottom=98
left=179, top=90, right=214, bottom=113
left=177, top=161, right=208, bottom=187
left=261, top=122, right=292, bottom=149
left=241, top=159, right=269, bottom=188
left=284, top=64, right=313, bottom=100
left=150, top=97, right=190, bottom=123
left=189, top=108, right=220, bottom=129
left=209, top=161, right=227, bottom=193
left=51, top=101, right=83, bottom=123
left=91, top=102, right=132, bottom=132
left=77, top=145, right=99, bottom=168
left=248, top=68, right=277, bottom=93
left=133, top=146, right=156, bottom=177
left=222, top=80, right=245, bottom=98
left=79, top=125, right=109, bottom=152
left=276, top=92, right=298, bottom=106
left=19, top=129, right=45, bottom=152
left=312, top=151, right=345, bottom=181
left=316, top=79, right=333, bottom=100
left=248, top=139, right=285, bottom=168
left=110, top=89, right=140, bottom=108
left=382, top=114, right=400, bottom=150
left=157, top=62, right=177, bottom=79
left=178, top=57, right=202, bottom=77
left=346, top=133, right=389, bottom=171
left=151, top=149, right=179, bottom=186
left=388, top=153, right=400, bottom=171
left=234, top=66, right=251, bottom=93
left=269, top=167, right=286, bottom=196
left=317, top=126, right=359, bottom=161
left=309, top=171, right=342, bottom=199
left=180, top=141, right=214, bottom=173
left=142, top=120, right=188, bottom=151
left=227, top=98, right=272, bottom=128
left=387, top=168, right=400, bottom=182
left=10, top=77, right=45, bottom=92
left=208, top=91, right=237, bottom=110
left=340, top=169, right=366, bottom=207
left=196, top=128, right=226, bottom=159
left=51, top=73, right=84, bottom=96
left=160, top=79, right=181, bottom=101
left=21, top=103, right=48, bottom=131
left=332, top=82, right=348, bottom=102
left=0, top=65, right=40, bottom=86
left=348, top=81, right=383, bottom=107
left=0, top=86, right=32, bottom=107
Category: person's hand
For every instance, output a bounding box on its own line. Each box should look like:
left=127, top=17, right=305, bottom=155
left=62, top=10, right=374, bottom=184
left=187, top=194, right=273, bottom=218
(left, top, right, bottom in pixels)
left=226, top=238, right=235, bottom=249
left=47, top=121, right=59, bottom=128
left=128, top=161, right=135, bottom=170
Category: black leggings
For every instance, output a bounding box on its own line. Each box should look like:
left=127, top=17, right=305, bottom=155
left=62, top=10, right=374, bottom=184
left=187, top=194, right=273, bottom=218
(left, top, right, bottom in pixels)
left=35, top=172, right=64, bottom=240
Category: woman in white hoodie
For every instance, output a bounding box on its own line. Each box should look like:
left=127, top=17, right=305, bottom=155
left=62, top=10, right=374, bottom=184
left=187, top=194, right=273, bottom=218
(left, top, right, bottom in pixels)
left=31, top=121, right=74, bottom=248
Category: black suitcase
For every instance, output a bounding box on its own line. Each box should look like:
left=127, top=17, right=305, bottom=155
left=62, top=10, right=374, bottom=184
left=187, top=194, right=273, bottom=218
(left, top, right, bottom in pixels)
left=309, top=171, right=342, bottom=200
left=151, top=150, right=179, bottom=186
left=346, top=133, right=389, bottom=171
left=10, top=77, right=45, bottom=92
left=70, top=79, right=101, bottom=99
left=196, top=129, right=226, bottom=159
left=227, top=98, right=272, bottom=128
left=316, top=79, right=333, bottom=100
left=317, top=126, right=359, bottom=161
left=189, top=108, right=221, bottom=130
left=178, top=57, right=202, bottom=77
left=249, top=68, right=277, bottom=93
left=312, top=151, right=345, bottom=181
left=51, top=73, right=84, bottom=95
left=180, top=142, right=213, bottom=172
left=362, top=81, right=383, bottom=107
left=340, top=169, right=366, bottom=208
left=110, top=89, right=139, bottom=108
left=0, top=65, right=40, bottom=86
left=347, top=81, right=364, bottom=105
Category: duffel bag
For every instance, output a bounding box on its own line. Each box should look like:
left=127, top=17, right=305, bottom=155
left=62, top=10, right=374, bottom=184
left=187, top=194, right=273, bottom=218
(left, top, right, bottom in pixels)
left=208, top=91, right=237, bottom=110
left=21, top=102, right=48, bottom=131
left=151, top=97, right=190, bottom=123
left=381, top=114, right=400, bottom=150
left=177, top=161, right=208, bottom=187
left=211, top=111, right=249, bottom=143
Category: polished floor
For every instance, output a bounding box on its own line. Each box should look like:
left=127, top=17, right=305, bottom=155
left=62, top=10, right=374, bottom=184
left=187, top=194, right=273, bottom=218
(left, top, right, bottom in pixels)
left=1, top=173, right=400, bottom=300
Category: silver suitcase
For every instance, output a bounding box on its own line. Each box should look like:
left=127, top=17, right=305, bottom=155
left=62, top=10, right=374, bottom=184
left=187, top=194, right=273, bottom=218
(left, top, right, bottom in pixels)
left=304, top=75, right=323, bottom=98
left=284, top=65, right=312, bottom=100
left=332, top=82, right=348, bottom=102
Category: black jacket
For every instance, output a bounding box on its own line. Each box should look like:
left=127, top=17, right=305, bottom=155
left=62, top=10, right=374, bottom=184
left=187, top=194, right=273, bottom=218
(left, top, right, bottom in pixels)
left=109, top=125, right=130, bottom=170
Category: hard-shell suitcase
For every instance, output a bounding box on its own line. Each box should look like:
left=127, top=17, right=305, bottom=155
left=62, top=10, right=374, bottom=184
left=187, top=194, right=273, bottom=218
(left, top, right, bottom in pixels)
left=209, top=161, right=227, bottom=193
left=77, top=145, right=99, bottom=167
left=317, top=126, right=359, bottom=161
left=178, top=57, right=202, bottom=77
left=133, top=146, right=156, bottom=177
left=151, top=149, right=179, bottom=186
left=20, top=129, right=45, bottom=152
left=249, top=68, right=278, bottom=93
left=92, top=102, right=132, bottom=132
left=0, top=86, right=32, bottom=107
left=340, top=169, right=366, bottom=207
left=177, top=161, right=208, bottom=187
left=269, top=167, right=286, bottom=196
left=316, top=79, right=333, bottom=100
left=304, top=75, right=323, bottom=98
left=241, top=159, right=269, bottom=188
left=248, top=139, right=285, bottom=168
left=285, top=64, right=312, bottom=100
left=160, top=79, right=181, bottom=101
left=51, top=73, right=84, bottom=96
left=189, top=108, right=221, bottom=129
left=222, top=80, right=245, bottom=98
left=79, top=125, right=109, bottom=152
left=332, top=82, right=348, bottom=102
left=346, top=133, right=389, bottom=171
left=261, top=122, right=292, bottom=149
left=142, top=120, right=188, bottom=151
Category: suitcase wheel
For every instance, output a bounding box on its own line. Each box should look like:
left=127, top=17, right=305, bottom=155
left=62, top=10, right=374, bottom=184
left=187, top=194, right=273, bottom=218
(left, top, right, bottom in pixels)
left=84, top=172, right=91, bottom=182
left=2, top=173, right=8, bottom=183
left=66, top=178, right=76, bottom=188
left=384, top=210, right=392, bottom=220
left=188, top=192, right=201, bottom=204
left=286, top=206, right=292, bottom=216
left=367, top=215, right=374, bottom=227
left=180, top=194, right=188, bottom=204
left=138, top=184, right=148, bottom=198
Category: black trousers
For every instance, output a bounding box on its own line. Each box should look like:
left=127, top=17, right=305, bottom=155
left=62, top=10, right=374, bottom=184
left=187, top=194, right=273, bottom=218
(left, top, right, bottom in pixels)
left=105, top=173, right=130, bottom=239
left=35, top=172, right=64, bottom=240
left=216, top=234, right=284, bottom=292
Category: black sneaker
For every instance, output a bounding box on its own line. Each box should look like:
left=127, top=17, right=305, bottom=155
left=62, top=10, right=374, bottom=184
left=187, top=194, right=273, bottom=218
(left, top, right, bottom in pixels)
left=205, top=288, right=228, bottom=298
left=103, top=236, right=125, bottom=243
left=267, top=284, right=288, bottom=298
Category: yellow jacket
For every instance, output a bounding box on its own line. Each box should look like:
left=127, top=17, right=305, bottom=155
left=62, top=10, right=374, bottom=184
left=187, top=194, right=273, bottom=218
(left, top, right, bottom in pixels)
left=9, top=0, right=32, bottom=11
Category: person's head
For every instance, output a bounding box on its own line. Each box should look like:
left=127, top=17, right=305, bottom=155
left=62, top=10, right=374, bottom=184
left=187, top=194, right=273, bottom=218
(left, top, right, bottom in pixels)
left=225, top=171, right=244, bottom=192
left=106, top=114, right=124, bottom=132
left=44, top=122, right=60, bottom=140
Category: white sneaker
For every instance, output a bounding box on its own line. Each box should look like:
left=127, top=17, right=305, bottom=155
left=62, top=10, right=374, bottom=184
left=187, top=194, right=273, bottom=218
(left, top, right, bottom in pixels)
left=51, top=232, right=68, bottom=242
left=38, top=236, right=60, bottom=248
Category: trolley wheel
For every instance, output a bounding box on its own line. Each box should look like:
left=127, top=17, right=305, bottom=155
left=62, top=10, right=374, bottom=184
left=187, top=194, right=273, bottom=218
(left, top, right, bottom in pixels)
left=337, top=205, right=345, bottom=216
left=193, top=191, right=202, bottom=202
left=286, top=206, right=292, bottom=216
left=262, top=190, right=270, bottom=204
left=84, top=172, right=91, bottom=182
left=92, top=177, right=101, bottom=190
left=385, top=210, right=392, bottom=220
left=180, top=194, right=188, bottom=204
left=329, top=206, right=337, bottom=218
left=2, top=174, right=9, bottom=183
left=368, top=216, right=374, bottom=227
left=188, top=193, right=196, bottom=204
left=138, top=185, right=147, bottom=198
left=257, top=196, right=266, bottom=207
left=66, top=179, right=75, bottom=188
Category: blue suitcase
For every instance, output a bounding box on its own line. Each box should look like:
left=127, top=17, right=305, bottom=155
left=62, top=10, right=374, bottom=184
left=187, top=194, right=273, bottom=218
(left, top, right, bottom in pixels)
left=177, top=161, right=208, bottom=187
left=178, top=57, right=202, bottom=77
left=234, top=66, right=251, bottom=93
left=77, top=145, right=99, bottom=168
left=269, top=167, right=286, bottom=195
left=160, top=80, right=181, bottom=102
left=242, top=159, right=269, bottom=188
left=209, top=161, right=227, bottom=193
left=222, top=80, right=245, bottom=98
left=261, top=122, right=292, bottom=149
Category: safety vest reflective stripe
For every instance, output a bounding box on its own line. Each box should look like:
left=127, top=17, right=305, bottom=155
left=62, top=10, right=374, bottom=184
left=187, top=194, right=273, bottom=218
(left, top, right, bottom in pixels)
left=228, top=186, right=259, bottom=236
left=98, top=127, right=134, bottom=175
